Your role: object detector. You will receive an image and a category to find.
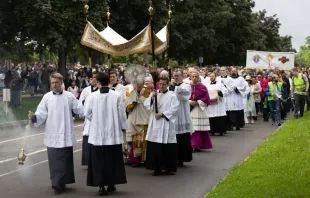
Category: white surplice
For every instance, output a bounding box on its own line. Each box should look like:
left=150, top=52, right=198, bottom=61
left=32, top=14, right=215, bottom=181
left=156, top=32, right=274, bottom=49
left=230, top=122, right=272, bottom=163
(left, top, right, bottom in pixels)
left=206, top=81, right=228, bottom=118
left=144, top=91, right=179, bottom=144
left=225, top=76, right=248, bottom=111
left=216, top=76, right=234, bottom=110
left=79, top=85, right=98, bottom=136
left=112, top=83, right=126, bottom=102
left=173, top=83, right=193, bottom=134
left=84, top=90, right=128, bottom=146
left=34, top=91, right=84, bottom=148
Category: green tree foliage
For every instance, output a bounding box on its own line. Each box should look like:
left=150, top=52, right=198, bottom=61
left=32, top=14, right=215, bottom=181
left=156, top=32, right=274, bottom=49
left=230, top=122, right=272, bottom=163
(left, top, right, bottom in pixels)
left=0, top=0, right=295, bottom=66
left=296, top=37, right=310, bottom=67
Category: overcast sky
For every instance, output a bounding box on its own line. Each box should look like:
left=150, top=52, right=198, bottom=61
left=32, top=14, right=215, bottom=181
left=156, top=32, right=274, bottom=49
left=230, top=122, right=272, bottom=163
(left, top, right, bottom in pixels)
left=253, top=0, right=310, bottom=51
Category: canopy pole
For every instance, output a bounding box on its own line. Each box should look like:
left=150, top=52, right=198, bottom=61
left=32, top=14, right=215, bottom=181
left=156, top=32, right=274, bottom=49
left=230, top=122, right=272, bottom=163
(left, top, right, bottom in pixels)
left=149, top=0, right=158, bottom=113
left=84, top=1, right=92, bottom=68
left=167, top=4, right=172, bottom=80
left=106, top=5, right=111, bottom=74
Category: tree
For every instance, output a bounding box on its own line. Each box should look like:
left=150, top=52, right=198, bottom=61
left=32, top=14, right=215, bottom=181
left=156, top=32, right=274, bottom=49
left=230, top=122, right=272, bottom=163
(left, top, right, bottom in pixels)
left=296, top=36, right=310, bottom=67
left=0, top=0, right=108, bottom=77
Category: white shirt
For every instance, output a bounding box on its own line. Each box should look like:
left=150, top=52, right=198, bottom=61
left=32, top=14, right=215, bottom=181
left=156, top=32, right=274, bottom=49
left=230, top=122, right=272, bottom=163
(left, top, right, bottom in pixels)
left=34, top=91, right=84, bottom=148
left=84, top=89, right=128, bottom=146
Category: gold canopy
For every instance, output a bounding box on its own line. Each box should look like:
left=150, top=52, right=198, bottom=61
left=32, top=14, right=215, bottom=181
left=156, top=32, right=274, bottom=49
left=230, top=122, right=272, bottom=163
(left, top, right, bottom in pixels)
left=81, top=21, right=169, bottom=56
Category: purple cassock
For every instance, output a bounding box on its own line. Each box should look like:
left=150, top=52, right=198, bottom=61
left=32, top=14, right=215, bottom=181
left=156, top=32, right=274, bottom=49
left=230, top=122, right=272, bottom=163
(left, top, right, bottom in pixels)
left=189, top=83, right=213, bottom=150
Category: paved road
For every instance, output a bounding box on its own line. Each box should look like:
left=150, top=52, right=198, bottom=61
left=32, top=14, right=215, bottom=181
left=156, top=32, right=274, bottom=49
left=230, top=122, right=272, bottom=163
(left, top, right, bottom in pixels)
left=0, top=120, right=279, bottom=198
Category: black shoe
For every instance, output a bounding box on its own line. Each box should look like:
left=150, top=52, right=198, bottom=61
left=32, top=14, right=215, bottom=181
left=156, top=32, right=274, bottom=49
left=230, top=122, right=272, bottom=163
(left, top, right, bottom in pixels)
left=193, top=148, right=201, bottom=152
left=131, top=163, right=140, bottom=168
left=152, top=170, right=163, bottom=176
left=236, top=127, right=240, bottom=130
left=52, top=185, right=65, bottom=194
left=164, top=170, right=175, bottom=175
left=107, top=185, right=116, bottom=193
left=178, top=162, right=184, bottom=167
left=99, top=186, right=107, bottom=196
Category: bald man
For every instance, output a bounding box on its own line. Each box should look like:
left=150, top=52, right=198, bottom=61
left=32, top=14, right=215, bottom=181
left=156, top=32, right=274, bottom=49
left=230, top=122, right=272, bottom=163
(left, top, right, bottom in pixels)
left=183, top=67, right=206, bottom=84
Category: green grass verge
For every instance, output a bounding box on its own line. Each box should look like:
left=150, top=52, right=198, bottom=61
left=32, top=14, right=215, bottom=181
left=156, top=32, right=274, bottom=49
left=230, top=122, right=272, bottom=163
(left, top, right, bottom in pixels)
left=0, top=97, right=42, bottom=124
left=206, top=113, right=310, bottom=198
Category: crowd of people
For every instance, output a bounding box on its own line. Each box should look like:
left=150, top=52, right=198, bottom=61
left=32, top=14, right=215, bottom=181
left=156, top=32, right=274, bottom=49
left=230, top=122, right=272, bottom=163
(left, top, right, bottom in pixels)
left=1, top=61, right=308, bottom=196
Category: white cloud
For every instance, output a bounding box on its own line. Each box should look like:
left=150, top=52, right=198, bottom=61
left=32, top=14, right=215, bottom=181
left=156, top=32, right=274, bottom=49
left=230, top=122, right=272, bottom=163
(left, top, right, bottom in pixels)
left=253, top=0, right=310, bottom=51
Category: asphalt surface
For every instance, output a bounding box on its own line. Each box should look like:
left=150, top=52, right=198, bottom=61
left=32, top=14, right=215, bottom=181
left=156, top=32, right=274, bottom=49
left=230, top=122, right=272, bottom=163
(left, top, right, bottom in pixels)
left=0, top=120, right=279, bottom=198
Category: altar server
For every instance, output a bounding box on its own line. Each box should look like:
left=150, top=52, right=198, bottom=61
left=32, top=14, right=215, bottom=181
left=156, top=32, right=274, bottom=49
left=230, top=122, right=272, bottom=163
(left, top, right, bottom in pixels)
left=206, top=73, right=228, bottom=136
left=190, top=71, right=212, bottom=151
left=226, top=68, right=248, bottom=130
left=171, top=69, right=193, bottom=166
left=84, top=72, right=128, bottom=196
left=110, top=70, right=126, bottom=101
left=29, top=72, right=84, bottom=193
left=79, top=72, right=98, bottom=167
left=144, top=76, right=179, bottom=176
left=216, top=67, right=234, bottom=130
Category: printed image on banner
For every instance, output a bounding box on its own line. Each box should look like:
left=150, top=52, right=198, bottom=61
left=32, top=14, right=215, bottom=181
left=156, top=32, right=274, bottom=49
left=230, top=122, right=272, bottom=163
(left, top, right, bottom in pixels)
left=246, top=50, right=295, bottom=70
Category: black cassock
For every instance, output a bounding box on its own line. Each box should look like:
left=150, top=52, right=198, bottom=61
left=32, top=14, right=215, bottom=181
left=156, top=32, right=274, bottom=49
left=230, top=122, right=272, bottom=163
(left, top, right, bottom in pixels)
left=176, top=133, right=193, bottom=163
left=81, top=136, right=89, bottom=166
left=145, top=141, right=178, bottom=172
left=47, top=147, right=75, bottom=188
left=87, top=144, right=127, bottom=187
left=81, top=85, right=98, bottom=166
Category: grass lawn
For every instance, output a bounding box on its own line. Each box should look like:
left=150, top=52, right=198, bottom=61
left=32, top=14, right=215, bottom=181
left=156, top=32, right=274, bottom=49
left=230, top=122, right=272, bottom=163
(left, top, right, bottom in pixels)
left=206, top=113, right=310, bottom=198
left=0, top=97, right=42, bottom=124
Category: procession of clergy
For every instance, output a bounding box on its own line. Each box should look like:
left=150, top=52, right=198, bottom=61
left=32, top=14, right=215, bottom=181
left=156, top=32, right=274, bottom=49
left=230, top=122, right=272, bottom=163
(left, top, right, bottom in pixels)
left=29, top=66, right=260, bottom=196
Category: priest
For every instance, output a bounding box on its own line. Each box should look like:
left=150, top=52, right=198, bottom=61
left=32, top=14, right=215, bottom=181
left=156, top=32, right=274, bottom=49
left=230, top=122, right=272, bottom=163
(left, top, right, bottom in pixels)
left=84, top=72, right=128, bottom=196
left=79, top=71, right=98, bottom=168
left=190, top=70, right=212, bottom=151
left=170, top=69, right=193, bottom=166
left=144, top=76, right=179, bottom=176
left=125, top=80, right=151, bottom=167
left=29, top=72, right=84, bottom=193
left=206, top=72, right=228, bottom=136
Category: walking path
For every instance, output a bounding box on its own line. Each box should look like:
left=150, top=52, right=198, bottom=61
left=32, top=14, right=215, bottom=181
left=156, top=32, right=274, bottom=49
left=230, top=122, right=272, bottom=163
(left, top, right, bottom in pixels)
left=0, top=119, right=279, bottom=198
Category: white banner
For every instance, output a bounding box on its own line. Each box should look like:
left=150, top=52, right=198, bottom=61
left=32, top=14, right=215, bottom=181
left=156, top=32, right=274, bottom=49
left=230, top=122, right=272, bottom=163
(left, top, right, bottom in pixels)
left=246, top=50, right=295, bottom=70
left=3, top=89, right=10, bottom=102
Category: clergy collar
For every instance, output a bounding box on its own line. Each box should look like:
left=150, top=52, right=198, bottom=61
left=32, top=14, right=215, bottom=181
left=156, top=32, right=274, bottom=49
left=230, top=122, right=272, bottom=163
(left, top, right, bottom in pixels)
left=100, top=87, right=110, bottom=93
left=175, top=82, right=183, bottom=86
left=231, top=75, right=239, bottom=79
left=159, top=89, right=168, bottom=94
left=91, top=85, right=98, bottom=92
left=53, top=90, right=63, bottom=95
left=211, top=81, right=216, bottom=84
